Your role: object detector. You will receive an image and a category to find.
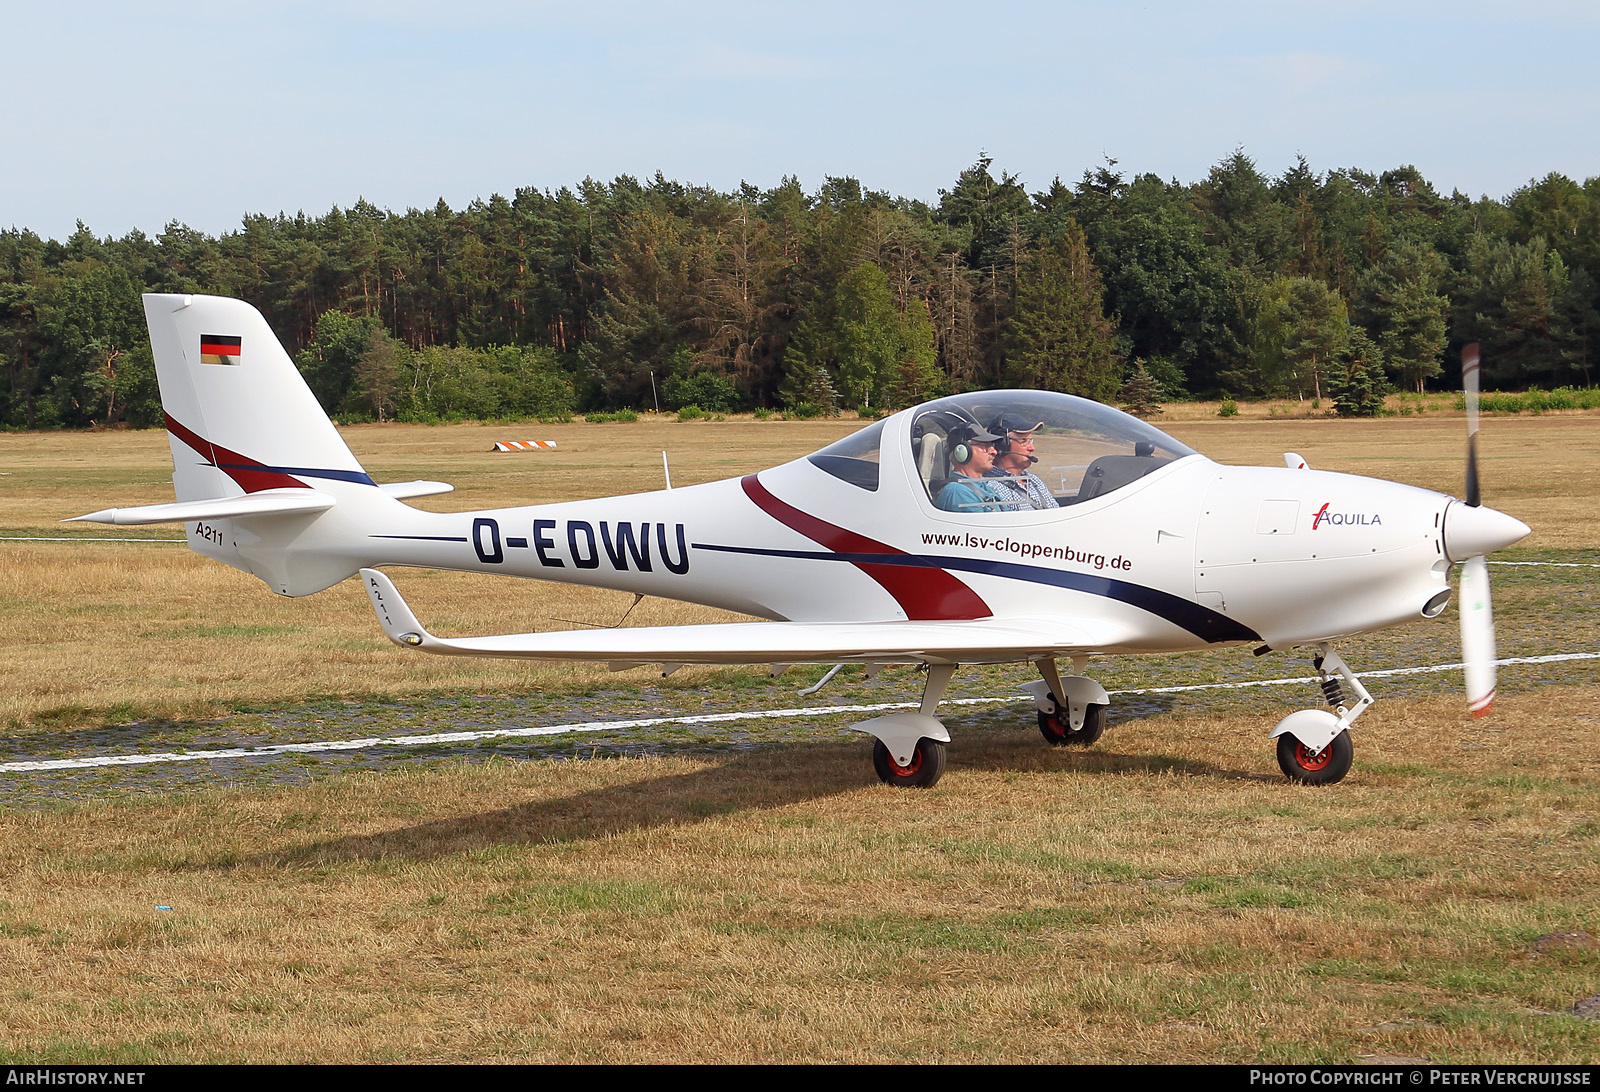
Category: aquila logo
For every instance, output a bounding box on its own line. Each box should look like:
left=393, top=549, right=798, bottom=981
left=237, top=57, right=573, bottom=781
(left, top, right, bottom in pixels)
left=1312, top=502, right=1381, bottom=529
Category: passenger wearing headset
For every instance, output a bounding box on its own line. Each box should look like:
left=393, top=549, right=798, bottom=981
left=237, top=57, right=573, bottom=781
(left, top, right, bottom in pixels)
left=984, top=412, right=1059, bottom=510
left=934, top=423, right=1020, bottom=513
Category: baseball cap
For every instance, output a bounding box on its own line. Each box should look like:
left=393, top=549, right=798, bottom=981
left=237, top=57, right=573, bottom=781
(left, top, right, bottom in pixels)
left=990, top=412, right=1044, bottom=436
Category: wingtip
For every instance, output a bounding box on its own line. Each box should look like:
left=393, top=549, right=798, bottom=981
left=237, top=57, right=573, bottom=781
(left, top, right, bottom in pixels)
left=359, top=567, right=431, bottom=648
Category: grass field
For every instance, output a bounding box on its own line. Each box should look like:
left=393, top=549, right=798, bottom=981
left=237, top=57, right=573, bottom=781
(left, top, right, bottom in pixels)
left=0, top=410, right=1597, bottom=1063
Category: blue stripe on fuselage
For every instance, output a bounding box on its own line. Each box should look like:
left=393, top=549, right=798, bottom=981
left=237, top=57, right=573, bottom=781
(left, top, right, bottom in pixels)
left=690, top=542, right=1259, bottom=644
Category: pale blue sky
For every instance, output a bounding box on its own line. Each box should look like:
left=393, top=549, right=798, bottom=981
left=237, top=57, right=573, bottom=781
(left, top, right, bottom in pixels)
left=3, top=1, right=1597, bottom=241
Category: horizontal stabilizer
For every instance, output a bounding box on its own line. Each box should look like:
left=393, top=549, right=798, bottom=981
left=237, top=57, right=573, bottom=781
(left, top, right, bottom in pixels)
left=359, top=568, right=1123, bottom=666
left=378, top=480, right=454, bottom=500
left=67, top=488, right=336, bottom=526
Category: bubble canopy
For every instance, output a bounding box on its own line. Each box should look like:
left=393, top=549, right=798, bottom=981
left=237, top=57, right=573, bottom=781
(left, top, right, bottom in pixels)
left=807, top=391, right=1198, bottom=506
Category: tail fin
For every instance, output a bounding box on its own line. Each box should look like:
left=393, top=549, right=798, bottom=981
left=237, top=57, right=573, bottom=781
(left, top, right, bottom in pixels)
left=71, top=294, right=390, bottom=596
left=144, top=293, right=372, bottom=502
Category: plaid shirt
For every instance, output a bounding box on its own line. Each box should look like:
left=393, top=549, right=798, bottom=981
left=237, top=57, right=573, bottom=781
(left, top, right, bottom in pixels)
left=986, top=468, right=1059, bottom=510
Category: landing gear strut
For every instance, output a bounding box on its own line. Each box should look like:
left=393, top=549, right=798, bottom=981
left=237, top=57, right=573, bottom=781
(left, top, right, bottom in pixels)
left=848, top=655, right=1114, bottom=788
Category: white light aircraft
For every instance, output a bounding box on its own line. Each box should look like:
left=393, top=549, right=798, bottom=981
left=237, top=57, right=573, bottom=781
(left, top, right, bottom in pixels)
left=72, top=295, right=1531, bottom=788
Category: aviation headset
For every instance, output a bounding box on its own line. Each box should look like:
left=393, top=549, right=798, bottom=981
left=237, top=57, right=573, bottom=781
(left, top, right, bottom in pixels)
left=950, top=422, right=1003, bottom=465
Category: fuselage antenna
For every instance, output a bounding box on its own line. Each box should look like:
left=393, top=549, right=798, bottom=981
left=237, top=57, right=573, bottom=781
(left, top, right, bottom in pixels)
left=662, top=450, right=673, bottom=490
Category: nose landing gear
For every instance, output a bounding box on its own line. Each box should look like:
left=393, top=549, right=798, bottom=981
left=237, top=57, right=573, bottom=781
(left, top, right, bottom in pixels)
left=1271, top=644, right=1370, bottom=785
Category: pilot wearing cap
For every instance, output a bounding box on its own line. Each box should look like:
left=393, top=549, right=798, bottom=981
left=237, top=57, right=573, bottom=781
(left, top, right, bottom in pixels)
left=985, top=412, right=1059, bottom=510
left=934, top=422, right=1020, bottom=513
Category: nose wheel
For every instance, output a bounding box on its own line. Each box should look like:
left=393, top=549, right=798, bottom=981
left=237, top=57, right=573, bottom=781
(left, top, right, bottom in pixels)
left=1276, top=730, right=1353, bottom=785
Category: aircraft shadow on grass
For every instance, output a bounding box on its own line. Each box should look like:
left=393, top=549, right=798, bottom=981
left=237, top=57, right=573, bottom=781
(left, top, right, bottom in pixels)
left=253, top=738, right=1253, bottom=867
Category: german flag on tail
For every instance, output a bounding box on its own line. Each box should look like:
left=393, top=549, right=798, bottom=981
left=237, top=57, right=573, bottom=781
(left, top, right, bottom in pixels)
left=200, top=334, right=241, bottom=365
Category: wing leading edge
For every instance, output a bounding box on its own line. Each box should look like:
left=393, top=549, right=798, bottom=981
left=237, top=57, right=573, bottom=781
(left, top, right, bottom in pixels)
left=359, top=568, right=1129, bottom=667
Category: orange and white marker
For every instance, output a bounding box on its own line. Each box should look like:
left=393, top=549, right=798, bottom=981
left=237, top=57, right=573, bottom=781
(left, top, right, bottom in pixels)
left=492, top=440, right=558, bottom=452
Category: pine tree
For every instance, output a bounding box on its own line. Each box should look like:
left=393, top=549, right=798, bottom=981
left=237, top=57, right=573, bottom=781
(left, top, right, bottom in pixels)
left=1005, top=221, right=1122, bottom=400
left=350, top=328, right=407, bottom=422
left=776, top=344, right=839, bottom=416
left=1328, top=327, right=1388, bottom=417
left=1355, top=242, right=1447, bottom=393
left=1118, top=360, right=1164, bottom=418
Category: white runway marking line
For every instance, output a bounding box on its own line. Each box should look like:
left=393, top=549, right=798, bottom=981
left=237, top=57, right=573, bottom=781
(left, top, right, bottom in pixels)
left=1490, top=561, right=1600, bottom=568
left=4, top=652, right=1597, bottom=775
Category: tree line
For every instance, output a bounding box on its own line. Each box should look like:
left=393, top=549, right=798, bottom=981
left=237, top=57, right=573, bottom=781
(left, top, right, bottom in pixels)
left=2, top=150, right=1596, bottom=429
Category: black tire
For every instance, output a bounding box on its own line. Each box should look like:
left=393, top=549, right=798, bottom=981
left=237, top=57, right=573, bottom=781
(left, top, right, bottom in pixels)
left=1038, top=702, right=1107, bottom=747
left=1276, top=729, right=1353, bottom=785
left=872, top=737, right=947, bottom=788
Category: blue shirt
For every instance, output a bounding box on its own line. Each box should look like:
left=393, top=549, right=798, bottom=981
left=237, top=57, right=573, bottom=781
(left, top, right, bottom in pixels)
left=935, top=475, right=1019, bottom=513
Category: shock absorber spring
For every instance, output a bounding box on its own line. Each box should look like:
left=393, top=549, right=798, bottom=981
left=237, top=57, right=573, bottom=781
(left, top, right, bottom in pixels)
left=1312, top=655, right=1347, bottom=708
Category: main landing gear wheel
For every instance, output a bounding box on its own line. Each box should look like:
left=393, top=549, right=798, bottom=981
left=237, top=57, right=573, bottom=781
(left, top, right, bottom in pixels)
left=1038, top=702, right=1106, bottom=747
left=873, top=737, right=947, bottom=789
left=1276, top=729, right=1353, bottom=785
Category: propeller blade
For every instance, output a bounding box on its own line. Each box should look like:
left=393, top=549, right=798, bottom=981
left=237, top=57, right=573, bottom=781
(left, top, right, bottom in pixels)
left=1463, top=342, right=1481, bottom=507
left=1460, top=554, right=1496, bottom=718
left=1459, top=345, right=1501, bottom=717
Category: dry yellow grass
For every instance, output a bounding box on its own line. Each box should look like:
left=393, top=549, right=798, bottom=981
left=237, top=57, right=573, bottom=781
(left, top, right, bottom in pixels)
left=0, top=687, right=1596, bottom=1062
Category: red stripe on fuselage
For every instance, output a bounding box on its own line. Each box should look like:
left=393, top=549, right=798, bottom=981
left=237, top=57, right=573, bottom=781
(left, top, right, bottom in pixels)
left=165, top=413, right=310, bottom=493
left=740, top=474, right=991, bottom=620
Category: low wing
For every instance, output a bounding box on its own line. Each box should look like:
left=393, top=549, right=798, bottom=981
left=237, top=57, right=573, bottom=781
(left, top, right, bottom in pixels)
left=360, top=568, right=1129, bottom=667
